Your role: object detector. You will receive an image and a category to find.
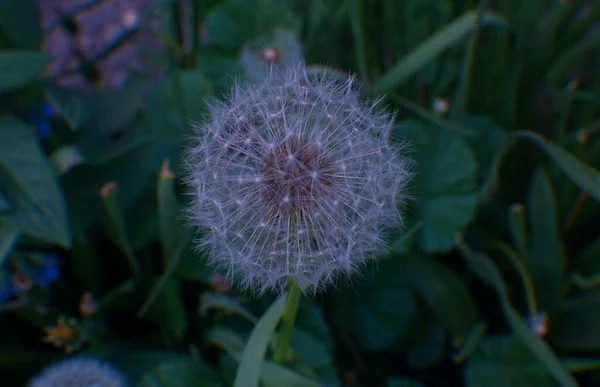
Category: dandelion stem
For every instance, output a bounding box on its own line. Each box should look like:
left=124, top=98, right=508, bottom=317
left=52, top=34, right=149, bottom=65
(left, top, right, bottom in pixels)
left=273, top=280, right=302, bottom=363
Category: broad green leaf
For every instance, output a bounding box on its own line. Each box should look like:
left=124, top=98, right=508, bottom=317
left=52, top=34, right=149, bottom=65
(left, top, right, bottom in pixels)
left=0, top=52, right=50, bottom=91
left=459, top=115, right=508, bottom=185
left=457, top=242, right=578, bottom=387
left=373, top=10, right=508, bottom=93
left=407, top=315, right=445, bottom=368
left=402, top=255, right=479, bottom=339
left=206, top=0, right=300, bottom=51
left=179, top=70, right=214, bottom=122
left=0, top=0, right=42, bottom=49
left=0, top=192, right=11, bottom=213
left=387, top=377, right=426, bottom=387
left=525, top=167, right=566, bottom=312
left=206, top=0, right=255, bottom=50
left=109, top=350, right=203, bottom=386
left=208, top=327, right=320, bottom=387
left=234, top=293, right=287, bottom=387
left=44, top=86, right=92, bottom=130
left=0, top=219, right=19, bottom=267
left=293, top=299, right=340, bottom=386
left=399, top=125, right=478, bottom=253
left=518, top=130, right=600, bottom=203
left=83, top=76, right=149, bottom=136
left=465, top=335, right=552, bottom=387
left=138, top=358, right=223, bottom=387
left=550, top=290, right=600, bottom=351
left=145, top=278, right=187, bottom=340
left=333, top=258, right=415, bottom=350
left=0, top=117, right=70, bottom=247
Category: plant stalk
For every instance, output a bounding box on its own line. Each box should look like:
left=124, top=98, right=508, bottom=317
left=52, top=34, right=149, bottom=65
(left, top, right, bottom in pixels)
left=273, top=280, right=303, bottom=363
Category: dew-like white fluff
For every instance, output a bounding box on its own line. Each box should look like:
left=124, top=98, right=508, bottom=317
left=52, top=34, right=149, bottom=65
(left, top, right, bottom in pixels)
left=184, top=63, right=411, bottom=295
left=28, top=357, right=127, bottom=387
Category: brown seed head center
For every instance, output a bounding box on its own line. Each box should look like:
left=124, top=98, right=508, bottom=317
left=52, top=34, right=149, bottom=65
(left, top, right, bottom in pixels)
left=261, top=138, right=334, bottom=218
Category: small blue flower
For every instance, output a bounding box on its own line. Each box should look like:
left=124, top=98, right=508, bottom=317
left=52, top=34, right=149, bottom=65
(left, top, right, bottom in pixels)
left=35, top=255, right=61, bottom=288
left=0, top=272, right=13, bottom=303
left=40, top=103, right=55, bottom=118
left=36, top=121, right=52, bottom=137
left=28, top=104, right=55, bottom=138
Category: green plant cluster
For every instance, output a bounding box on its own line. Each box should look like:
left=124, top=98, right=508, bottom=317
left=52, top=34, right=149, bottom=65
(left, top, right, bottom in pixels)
left=1, top=0, right=600, bottom=386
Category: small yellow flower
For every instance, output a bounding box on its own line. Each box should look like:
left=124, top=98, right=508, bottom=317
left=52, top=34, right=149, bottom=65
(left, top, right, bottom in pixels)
left=43, top=316, right=83, bottom=353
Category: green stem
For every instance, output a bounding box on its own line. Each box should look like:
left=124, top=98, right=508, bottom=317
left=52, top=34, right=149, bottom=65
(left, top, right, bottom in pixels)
left=273, top=280, right=303, bottom=363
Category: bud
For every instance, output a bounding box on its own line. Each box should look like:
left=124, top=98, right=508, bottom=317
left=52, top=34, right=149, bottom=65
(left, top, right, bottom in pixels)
left=241, top=29, right=303, bottom=82
left=28, top=357, right=127, bottom=387
left=79, top=292, right=98, bottom=316
left=184, top=63, right=411, bottom=295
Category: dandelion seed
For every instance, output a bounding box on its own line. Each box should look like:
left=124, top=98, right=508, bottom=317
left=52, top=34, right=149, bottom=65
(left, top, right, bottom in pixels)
left=184, top=63, right=411, bottom=295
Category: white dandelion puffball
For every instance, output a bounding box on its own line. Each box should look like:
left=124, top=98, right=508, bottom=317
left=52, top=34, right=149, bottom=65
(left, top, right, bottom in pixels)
left=185, top=63, right=411, bottom=295
left=28, top=357, right=127, bottom=387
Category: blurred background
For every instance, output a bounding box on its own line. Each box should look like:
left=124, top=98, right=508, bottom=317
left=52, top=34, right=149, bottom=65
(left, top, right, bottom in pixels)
left=1, top=0, right=600, bottom=386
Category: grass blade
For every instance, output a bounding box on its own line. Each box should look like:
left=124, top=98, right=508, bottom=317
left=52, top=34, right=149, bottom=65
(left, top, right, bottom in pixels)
left=373, top=10, right=508, bottom=94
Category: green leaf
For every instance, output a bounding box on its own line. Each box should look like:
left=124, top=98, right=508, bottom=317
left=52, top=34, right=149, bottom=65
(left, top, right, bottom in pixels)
left=293, top=299, right=340, bottom=386
left=518, top=130, right=600, bottom=203
left=0, top=117, right=70, bottom=247
left=507, top=203, right=527, bottom=259
left=208, top=327, right=320, bottom=387
left=457, top=242, right=578, bottom=387
left=407, top=315, right=445, bottom=368
left=547, top=30, right=600, bottom=87
left=206, top=0, right=300, bottom=51
left=525, top=167, right=566, bottom=312
left=145, top=278, right=187, bottom=340
left=386, top=377, right=426, bottom=387
left=179, top=70, right=214, bottom=122
left=108, top=350, right=208, bottom=386
left=402, top=255, right=479, bottom=339
left=0, top=219, right=19, bottom=267
left=333, top=258, right=415, bottom=350
left=138, top=358, right=223, bottom=387
left=44, top=86, right=92, bottom=131
left=0, top=52, right=50, bottom=91
left=0, top=0, right=42, bottom=50
left=234, top=293, right=287, bottom=387
left=137, top=165, right=193, bottom=318
left=465, top=335, right=552, bottom=387
left=453, top=321, right=488, bottom=363
left=199, top=292, right=257, bottom=324
left=550, top=290, right=600, bottom=351
left=157, top=159, right=184, bottom=263
left=206, top=0, right=255, bottom=50
left=400, top=125, right=478, bottom=253
left=372, top=10, right=508, bottom=93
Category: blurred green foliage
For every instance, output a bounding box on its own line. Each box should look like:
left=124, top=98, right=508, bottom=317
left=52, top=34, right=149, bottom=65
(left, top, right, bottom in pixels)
left=1, top=0, right=600, bottom=385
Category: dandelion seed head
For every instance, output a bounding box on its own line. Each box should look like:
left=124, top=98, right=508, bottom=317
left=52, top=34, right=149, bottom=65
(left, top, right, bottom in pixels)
left=28, top=357, right=127, bottom=387
left=184, top=63, right=411, bottom=295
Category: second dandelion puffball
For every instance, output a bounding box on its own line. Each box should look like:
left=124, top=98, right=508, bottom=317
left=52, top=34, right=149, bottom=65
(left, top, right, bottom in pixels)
left=185, top=63, right=411, bottom=295
left=28, top=357, right=127, bottom=387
